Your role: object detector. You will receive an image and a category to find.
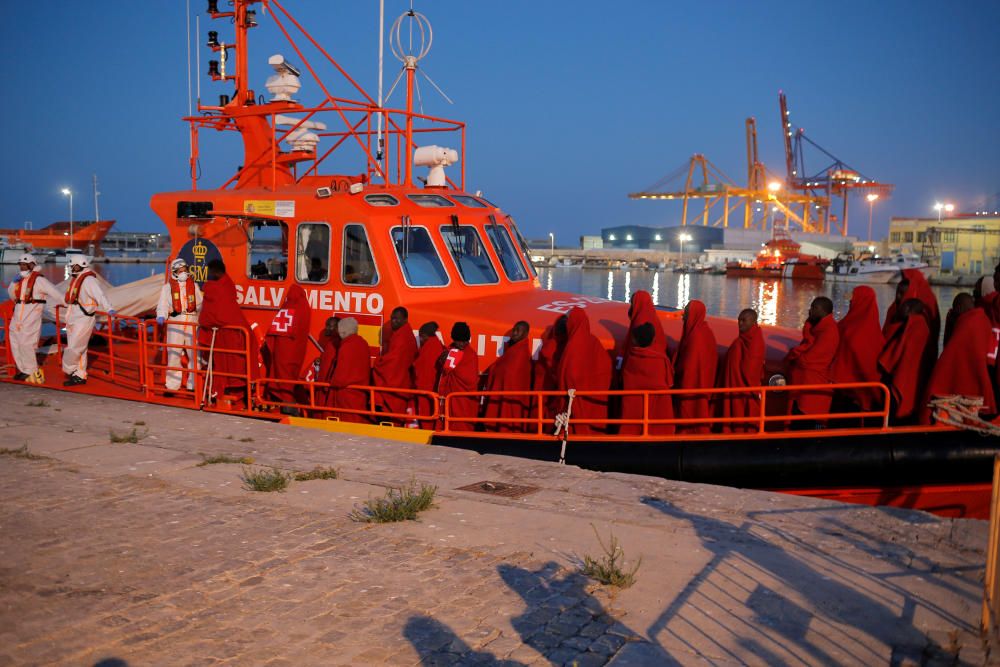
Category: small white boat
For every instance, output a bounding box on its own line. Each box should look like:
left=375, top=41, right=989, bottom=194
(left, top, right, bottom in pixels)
left=51, top=248, right=95, bottom=265
left=827, top=253, right=930, bottom=283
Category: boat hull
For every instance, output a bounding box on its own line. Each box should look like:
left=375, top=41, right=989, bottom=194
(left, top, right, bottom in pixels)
left=827, top=269, right=898, bottom=283
left=0, top=220, right=115, bottom=250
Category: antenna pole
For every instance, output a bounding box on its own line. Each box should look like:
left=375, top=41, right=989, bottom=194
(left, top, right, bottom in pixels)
left=377, top=0, right=385, bottom=171
left=93, top=174, right=100, bottom=222
left=404, top=57, right=415, bottom=186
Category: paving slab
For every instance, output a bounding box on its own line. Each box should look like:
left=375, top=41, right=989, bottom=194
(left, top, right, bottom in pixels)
left=0, top=383, right=995, bottom=666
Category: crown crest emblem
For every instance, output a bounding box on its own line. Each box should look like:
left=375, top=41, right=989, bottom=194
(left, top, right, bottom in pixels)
left=192, top=242, right=208, bottom=260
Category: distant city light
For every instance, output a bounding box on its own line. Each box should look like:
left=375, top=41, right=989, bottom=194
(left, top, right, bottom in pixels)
left=608, top=234, right=616, bottom=241
left=654, top=234, right=662, bottom=241
left=626, top=234, right=633, bottom=241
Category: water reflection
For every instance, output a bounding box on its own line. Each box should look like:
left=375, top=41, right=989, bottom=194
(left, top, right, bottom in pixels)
left=539, top=266, right=966, bottom=334
left=545, top=270, right=553, bottom=291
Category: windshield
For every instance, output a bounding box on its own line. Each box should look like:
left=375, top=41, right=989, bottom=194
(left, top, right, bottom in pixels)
left=484, top=221, right=529, bottom=281
left=439, top=224, right=499, bottom=285
left=390, top=225, right=449, bottom=287
left=505, top=216, right=538, bottom=278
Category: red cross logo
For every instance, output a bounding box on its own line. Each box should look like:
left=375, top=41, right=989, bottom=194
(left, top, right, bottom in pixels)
left=272, top=309, right=294, bottom=333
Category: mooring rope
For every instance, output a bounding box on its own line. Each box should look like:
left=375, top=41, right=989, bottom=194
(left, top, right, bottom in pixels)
left=927, top=395, right=1000, bottom=437
left=553, top=389, right=576, bottom=464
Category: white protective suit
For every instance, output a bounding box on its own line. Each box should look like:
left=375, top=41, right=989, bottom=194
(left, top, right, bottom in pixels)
left=155, top=275, right=202, bottom=391
left=62, top=270, right=112, bottom=379
left=7, top=270, right=63, bottom=376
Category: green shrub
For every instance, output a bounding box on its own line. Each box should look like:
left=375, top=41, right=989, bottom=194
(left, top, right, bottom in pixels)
left=240, top=466, right=291, bottom=492
left=294, top=466, right=339, bottom=481
left=582, top=524, right=641, bottom=589
left=350, top=482, right=436, bottom=523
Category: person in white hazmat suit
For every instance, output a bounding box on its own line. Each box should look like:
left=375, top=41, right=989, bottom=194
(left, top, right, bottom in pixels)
left=155, top=258, right=202, bottom=392
left=62, top=254, right=113, bottom=386
left=6, top=253, right=63, bottom=384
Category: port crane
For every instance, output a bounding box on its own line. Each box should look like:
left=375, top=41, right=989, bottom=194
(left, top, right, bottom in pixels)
left=779, top=91, right=893, bottom=236
left=628, top=117, right=829, bottom=233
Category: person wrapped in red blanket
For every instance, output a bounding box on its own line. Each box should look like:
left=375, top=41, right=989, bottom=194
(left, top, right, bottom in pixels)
left=879, top=299, right=934, bottom=424
left=198, top=259, right=260, bottom=405
left=557, top=308, right=612, bottom=435
left=483, top=321, right=533, bottom=433
left=412, top=322, right=446, bottom=425
left=372, top=306, right=418, bottom=424
left=438, top=322, right=480, bottom=432
left=831, top=286, right=885, bottom=415
left=312, top=316, right=340, bottom=409
left=784, top=297, right=839, bottom=424
left=673, top=300, right=718, bottom=434
left=327, top=317, right=371, bottom=423
left=720, top=308, right=765, bottom=433
left=262, top=284, right=312, bottom=414
left=620, top=322, right=674, bottom=435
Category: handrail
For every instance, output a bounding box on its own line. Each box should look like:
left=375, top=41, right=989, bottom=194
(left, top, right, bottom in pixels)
left=255, top=377, right=439, bottom=423
left=0, top=312, right=10, bottom=378
left=54, top=306, right=145, bottom=391
left=440, top=382, right=892, bottom=436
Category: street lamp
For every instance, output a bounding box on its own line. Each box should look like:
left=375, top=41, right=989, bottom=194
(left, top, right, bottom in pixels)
left=677, top=232, right=693, bottom=264
left=866, top=193, right=879, bottom=243
left=548, top=232, right=554, bottom=254
left=934, top=202, right=955, bottom=222
left=61, top=188, right=74, bottom=248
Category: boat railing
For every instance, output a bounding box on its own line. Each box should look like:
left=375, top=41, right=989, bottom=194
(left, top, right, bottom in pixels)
left=0, top=311, right=10, bottom=378
left=139, top=319, right=255, bottom=411
left=439, top=382, right=892, bottom=437
left=54, top=307, right=145, bottom=391
left=254, top=377, right=440, bottom=425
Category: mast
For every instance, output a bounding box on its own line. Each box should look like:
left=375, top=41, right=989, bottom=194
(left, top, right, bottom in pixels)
left=93, top=174, right=100, bottom=222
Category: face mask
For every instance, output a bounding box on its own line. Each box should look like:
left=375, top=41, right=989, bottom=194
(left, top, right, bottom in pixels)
left=175, top=271, right=189, bottom=282
left=19, top=270, right=30, bottom=278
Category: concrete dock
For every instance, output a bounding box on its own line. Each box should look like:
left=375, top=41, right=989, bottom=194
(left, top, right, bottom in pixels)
left=0, top=385, right=994, bottom=666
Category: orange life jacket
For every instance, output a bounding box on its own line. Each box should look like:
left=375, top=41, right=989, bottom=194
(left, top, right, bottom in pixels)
left=15, top=272, right=42, bottom=304
left=169, top=277, right=198, bottom=315
left=65, top=270, right=94, bottom=305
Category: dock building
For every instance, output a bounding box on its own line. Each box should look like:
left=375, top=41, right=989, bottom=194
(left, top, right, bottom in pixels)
left=887, top=214, right=1000, bottom=276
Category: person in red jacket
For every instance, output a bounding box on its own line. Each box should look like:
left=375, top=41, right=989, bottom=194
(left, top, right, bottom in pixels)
left=372, top=306, right=418, bottom=423
left=830, top=286, right=885, bottom=415
left=785, top=297, right=839, bottom=424
left=262, top=284, right=312, bottom=414
left=673, top=300, right=718, bottom=434
left=620, top=322, right=675, bottom=435
left=483, top=321, right=533, bottom=433
left=879, top=299, right=933, bottom=424
left=328, top=317, right=371, bottom=423
left=921, top=306, right=996, bottom=424
left=198, top=259, right=260, bottom=405
left=438, top=322, right=480, bottom=432
left=557, top=307, right=612, bottom=435
left=412, top=322, right=446, bottom=424
left=720, top=308, right=765, bottom=433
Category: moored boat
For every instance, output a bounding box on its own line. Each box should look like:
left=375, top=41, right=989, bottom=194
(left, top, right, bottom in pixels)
left=0, top=220, right=115, bottom=251
left=827, top=252, right=931, bottom=284
left=726, top=230, right=828, bottom=280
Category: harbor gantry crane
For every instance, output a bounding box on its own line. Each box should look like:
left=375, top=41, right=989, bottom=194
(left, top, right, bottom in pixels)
left=779, top=91, right=893, bottom=236
left=628, top=117, right=829, bottom=233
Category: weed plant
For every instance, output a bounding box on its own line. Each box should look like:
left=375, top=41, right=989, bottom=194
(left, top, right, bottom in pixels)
left=294, top=466, right=339, bottom=481
left=109, top=427, right=149, bottom=444
left=350, top=481, right=436, bottom=523
left=25, top=399, right=50, bottom=408
left=241, top=466, right=291, bottom=492
left=239, top=437, right=255, bottom=443
left=197, top=454, right=254, bottom=467
left=582, top=524, right=641, bottom=589
left=0, top=445, right=47, bottom=460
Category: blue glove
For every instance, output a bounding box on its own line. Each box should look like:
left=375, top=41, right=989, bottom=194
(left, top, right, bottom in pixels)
left=156, top=316, right=165, bottom=326
left=11, top=274, right=23, bottom=283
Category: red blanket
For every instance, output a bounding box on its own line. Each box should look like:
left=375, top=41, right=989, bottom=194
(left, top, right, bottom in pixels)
left=413, top=336, right=446, bottom=422
left=621, top=290, right=666, bottom=363
left=785, top=314, right=839, bottom=415
left=720, top=323, right=765, bottom=433
left=372, top=322, right=418, bottom=420
left=438, top=344, right=480, bottom=431
left=621, top=345, right=674, bottom=435
left=921, top=308, right=996, bottom=423
left=673, top=301, right=718, bottom=433
left=831, top=286, right=885, bottom=410
left=263, top=284, right=311, bottom=404
left=328, top=333, right=371, bottom=423
left=557, top=307, right=612, bottom=435
left=878, top=315, right=931, bottom=421
left=198, top=274, right=259, bottom=396
left=484, top=338, right=533, bottom=432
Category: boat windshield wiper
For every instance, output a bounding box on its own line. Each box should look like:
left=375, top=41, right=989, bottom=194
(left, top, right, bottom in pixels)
left=445, top=214, right=466, bottom=278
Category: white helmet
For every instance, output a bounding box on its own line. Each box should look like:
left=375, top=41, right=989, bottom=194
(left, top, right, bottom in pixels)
left=69, top=254, right=90, bottom=269
left=170, top=257, right=188, bottom=274
left=18, top=253, right=36, bottom=265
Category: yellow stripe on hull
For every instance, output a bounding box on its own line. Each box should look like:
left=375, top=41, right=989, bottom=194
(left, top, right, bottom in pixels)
left=285, top=416, right=433, bottom=444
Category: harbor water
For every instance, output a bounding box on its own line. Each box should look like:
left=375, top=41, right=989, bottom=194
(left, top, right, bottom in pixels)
left=2, top=262, right=967, bottom=333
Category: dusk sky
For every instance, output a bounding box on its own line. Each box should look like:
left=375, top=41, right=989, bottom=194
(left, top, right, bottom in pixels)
left=2, top=1, right=997, bottom=242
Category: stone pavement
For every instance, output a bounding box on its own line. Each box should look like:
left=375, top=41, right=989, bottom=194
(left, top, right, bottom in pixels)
left=0, top=384, right=995, bottom=666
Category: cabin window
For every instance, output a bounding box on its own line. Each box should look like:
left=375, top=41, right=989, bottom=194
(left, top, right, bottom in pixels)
left=484, top=222, right=529, bottom=281
left=247, top=220, right=288, bottom=281
left=342, top=224, right=379, bottom=286
left=364, top=194, right=399, bottom=207
left=408, top=194, right=455, bottom=208
left=439, top=224, right=499, bottom=285
left=451, top=195, right=487, bottom=208
left=390, top=226, right=449, bottom=287
left=506, top=216, right=538, bottom=278
left=295, top=223, right=330, bottom=284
